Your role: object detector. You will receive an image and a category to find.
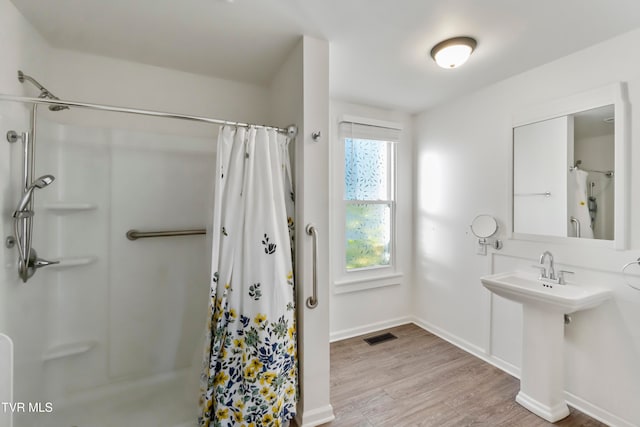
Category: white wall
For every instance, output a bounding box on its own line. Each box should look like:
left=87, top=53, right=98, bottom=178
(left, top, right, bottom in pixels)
left=0, top=0, right=49, bottom=324
left=0, top=2, right=51, bottom=425
left=329, top=100, right=413, bottom=340
left=414, top=28, right=640, bottom=427
left=38, top=47, right=271, bottom=138
left=297, top=36, right=334, bottom=427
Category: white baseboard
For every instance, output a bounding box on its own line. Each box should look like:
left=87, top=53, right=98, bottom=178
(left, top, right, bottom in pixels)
left=330, top=316, right=412, bottom=342
left=565, top=391, right=636, bottom=427
left=410, top=316, right=490, bottom=364
left=486, top=354, right=521, bottom=379
left=411, top=315, right=521, bottom=378
left=296, top=404, right=335, bottom=427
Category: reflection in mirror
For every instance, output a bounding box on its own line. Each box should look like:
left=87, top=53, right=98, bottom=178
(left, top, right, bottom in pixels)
left=471, top=214, right=498, bottom=238
left=513, top=105, right=614, bottom=241
left=572, top=106, right=614, bottom=240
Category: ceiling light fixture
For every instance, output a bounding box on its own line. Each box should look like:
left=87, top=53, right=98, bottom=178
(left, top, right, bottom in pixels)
left=430, top=36, right=477, bottom=69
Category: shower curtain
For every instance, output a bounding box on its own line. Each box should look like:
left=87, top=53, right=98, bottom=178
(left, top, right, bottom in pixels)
left=199, top=126, right=297, bottom=427
left=569, top=168, right=594, bottom=239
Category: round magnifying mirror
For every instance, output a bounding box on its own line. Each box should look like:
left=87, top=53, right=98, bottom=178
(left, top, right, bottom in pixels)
left=470, top=214, right=498, bottom=238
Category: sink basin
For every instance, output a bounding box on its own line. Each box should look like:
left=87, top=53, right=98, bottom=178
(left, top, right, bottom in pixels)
left=481, top=271, right=611, bottom=314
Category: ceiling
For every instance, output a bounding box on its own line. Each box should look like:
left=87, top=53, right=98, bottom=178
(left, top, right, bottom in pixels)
left=574, top=105, right=615, bottom=140
left=11, top=0, right=640, bottom=113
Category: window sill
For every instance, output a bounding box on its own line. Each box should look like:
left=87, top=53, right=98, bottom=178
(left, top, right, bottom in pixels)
left=333, top=272, right=403, bottom=295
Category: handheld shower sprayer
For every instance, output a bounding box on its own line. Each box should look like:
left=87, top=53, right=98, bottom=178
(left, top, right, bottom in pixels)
left=12, top=174, right=58, bottom=282
left=13, top=174, right=55, bottom=216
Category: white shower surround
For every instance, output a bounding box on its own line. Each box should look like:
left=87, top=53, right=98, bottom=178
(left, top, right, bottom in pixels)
left=8, top=119, right=214, bottom=427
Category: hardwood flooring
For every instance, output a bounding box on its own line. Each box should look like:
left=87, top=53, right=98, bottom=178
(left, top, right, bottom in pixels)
left=327, top=323, right=606, bottom=427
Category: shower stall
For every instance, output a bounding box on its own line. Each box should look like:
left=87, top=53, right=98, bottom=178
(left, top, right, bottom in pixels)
left=0, top=72, right=297, bottom=427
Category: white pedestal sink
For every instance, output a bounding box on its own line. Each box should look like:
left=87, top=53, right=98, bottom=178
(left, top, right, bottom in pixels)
left=480, top=271, right=611, bottom=422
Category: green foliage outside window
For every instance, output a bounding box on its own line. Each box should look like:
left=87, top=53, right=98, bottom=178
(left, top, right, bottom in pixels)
left=345, top=203, right=391, bottom=270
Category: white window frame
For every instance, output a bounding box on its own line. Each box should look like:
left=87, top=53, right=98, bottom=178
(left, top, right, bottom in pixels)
left=333, top=115, right=402, bottom=293
left=343, top=140, right=396, bottom=272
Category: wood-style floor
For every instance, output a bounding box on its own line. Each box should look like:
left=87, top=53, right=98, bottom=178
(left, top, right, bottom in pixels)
left=327, top=323, right=606, bottom=427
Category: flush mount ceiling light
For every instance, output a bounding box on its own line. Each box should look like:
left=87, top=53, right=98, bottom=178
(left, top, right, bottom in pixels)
left=430, top=36, right=477, bottom=69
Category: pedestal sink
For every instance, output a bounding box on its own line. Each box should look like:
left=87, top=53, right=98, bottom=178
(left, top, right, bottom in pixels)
left=481, top=271, right=611, bottom=422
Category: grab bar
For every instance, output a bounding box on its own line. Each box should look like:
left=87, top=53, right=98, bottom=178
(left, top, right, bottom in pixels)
left=570, top=217, right=581, bottom=238
left=514, top=192, right=551, bottom=197
left=305, top=223, right=319, bottom=309
left=126, top=228, right=206, bottom=241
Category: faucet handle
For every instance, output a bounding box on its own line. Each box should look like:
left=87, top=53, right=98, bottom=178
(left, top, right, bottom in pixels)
left=558, top=270, right=574, bottom=285
left=531, top=265, right=547, bottom=279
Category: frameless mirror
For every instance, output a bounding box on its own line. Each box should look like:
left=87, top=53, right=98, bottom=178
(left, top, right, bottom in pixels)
left=471, top=214, right=498, bottom=238
left=510, top=83, right=628, bottom=249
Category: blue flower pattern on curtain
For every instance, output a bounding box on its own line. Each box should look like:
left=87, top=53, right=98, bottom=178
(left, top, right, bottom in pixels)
left=199, top=126, right=297, bottom=427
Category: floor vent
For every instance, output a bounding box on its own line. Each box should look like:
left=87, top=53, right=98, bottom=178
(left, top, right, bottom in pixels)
left=363, top=332, right=397, bottom=346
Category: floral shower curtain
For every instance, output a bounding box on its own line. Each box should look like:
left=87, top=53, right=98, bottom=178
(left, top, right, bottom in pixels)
left=199, top=126, right=297, bottom=427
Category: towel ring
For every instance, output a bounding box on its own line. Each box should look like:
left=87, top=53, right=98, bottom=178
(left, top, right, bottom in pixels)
left=621, top=258, right=640, bottom=291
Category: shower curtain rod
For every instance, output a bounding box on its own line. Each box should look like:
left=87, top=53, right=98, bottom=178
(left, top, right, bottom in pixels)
left=0, top=93, right=298, bottom=137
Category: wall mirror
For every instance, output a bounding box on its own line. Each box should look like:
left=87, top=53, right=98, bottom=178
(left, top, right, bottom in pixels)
left=470, top=214, right=503, bottom=254
left=510, top=83, right=628, bottom=249
left=471, top=214, right=498, bottom=238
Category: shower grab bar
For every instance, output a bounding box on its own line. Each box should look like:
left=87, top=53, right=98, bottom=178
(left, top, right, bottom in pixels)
left=126, top=228, right=206, bottom=241
left=305, top=223, right=319, bottom=309
left=570, top=217, right=581, bottom=238
left=514, top=192, right=551, bottom=197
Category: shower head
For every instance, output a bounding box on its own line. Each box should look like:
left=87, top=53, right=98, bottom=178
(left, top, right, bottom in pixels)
left=14, top=175, right=55, bottom=214
left=32, top=175, right=55, bottom=189
left=44, top=95, right=69, bottom=112
left=48, top=103, right=69, bottom=112
left=39, top=91, right=70, bottom=112
left=18, top=70, right=69, bottom=112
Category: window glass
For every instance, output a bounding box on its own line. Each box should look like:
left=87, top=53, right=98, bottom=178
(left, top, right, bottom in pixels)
left=346, top=203, right=392, bottom=269
left=345, top=138, right=389, bottom=200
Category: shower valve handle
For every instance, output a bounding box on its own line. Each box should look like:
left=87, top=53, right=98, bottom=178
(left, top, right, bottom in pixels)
left=33, top=258, right=60, bottom=269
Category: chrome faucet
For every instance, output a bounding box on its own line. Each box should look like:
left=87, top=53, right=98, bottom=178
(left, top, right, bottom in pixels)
left=535, top=251, right=574, bottom=285
left=539, top=251, right=556, bottom=281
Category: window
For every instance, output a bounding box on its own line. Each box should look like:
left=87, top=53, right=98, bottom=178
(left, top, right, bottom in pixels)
left=344, top=138, right=394, bottom=270
left=340, top=117, right=400, bottom=273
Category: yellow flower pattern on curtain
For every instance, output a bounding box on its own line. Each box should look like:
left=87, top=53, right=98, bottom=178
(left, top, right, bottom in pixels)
left=199, top=126, right=297, bottom=427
